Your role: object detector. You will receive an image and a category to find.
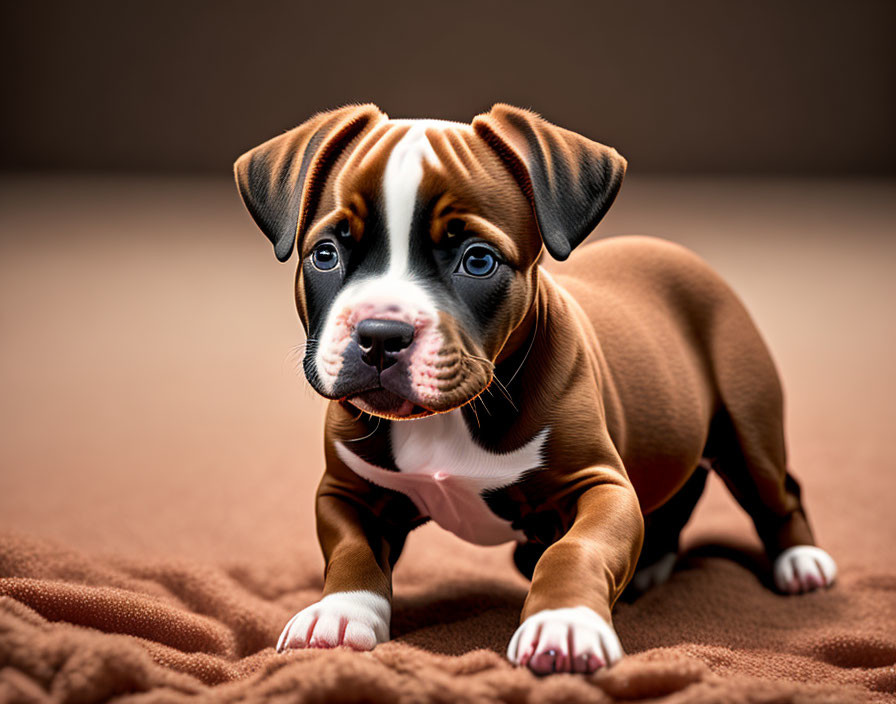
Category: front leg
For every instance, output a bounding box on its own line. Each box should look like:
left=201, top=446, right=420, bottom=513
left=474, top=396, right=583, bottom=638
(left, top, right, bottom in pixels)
left=278, top=469, right=415, bottom=652
left=508, top=476, right=644, bottom=674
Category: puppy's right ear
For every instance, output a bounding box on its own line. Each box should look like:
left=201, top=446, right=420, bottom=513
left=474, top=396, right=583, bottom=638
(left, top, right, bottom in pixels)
left=234, top=104, right=385, bottom=261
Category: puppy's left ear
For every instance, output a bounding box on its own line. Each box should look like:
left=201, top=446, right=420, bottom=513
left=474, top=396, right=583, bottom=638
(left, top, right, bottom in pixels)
left=234, top=104, right=385, bottom=261
left=473, top=104, right=626, bottom=261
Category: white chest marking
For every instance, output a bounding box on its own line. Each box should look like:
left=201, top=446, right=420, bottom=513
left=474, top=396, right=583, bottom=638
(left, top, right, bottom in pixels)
left=335, top=410, right=548, bottom=545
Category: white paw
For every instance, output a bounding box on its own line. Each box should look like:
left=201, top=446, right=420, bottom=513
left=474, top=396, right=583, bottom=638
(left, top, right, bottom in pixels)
left=276, top=590, right=390, bottom=652
left=773, top=546, right=837, bottom=594
left=507, top=606, right=623, bottom=675
left=630, top=552, right=677, bottom=593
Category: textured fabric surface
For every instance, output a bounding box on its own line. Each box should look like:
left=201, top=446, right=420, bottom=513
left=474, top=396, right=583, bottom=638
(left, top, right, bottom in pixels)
left=1, top=176, right=894, bottom=703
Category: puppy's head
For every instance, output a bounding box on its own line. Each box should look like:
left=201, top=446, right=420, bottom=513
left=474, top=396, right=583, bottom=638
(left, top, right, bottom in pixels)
left=235, top=104, right=625, bottom=420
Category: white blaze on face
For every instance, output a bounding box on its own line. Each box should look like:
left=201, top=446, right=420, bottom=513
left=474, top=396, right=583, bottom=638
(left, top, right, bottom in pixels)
left=313, top=121, right=451, bottom=395
left=382, top=122, right=440, bottom=278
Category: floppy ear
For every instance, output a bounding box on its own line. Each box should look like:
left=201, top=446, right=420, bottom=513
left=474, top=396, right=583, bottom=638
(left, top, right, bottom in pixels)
left=234, top=104, right=385, bottom=261
left=472, top=104, right=626, bottom=261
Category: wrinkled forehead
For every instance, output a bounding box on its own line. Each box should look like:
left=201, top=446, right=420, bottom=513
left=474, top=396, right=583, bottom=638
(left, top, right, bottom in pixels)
left=311, top=118, right=536, bottom=260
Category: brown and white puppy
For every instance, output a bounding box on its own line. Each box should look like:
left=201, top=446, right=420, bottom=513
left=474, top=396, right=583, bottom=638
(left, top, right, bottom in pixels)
left=234, top=104, right=836, bottom=675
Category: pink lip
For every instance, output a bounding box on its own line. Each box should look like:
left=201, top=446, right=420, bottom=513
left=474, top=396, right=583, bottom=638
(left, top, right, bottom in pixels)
left=394, top=399, right=416, bottom=417
left=347, top=394, right=432, bottom=421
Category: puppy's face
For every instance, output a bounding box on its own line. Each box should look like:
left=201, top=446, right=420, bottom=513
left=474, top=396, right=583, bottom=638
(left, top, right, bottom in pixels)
left=298, top=120, right=540, bottom=419
left=235, top=105, right=626, bottom=420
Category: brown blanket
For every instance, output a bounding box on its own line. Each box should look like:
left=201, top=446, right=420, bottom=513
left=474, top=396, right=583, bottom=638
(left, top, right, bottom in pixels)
left=1, top=176, right=894, bottom=703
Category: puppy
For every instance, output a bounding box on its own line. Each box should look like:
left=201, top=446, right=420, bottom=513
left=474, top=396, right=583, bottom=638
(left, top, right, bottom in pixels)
left=234, top=104, right=836, bottom=675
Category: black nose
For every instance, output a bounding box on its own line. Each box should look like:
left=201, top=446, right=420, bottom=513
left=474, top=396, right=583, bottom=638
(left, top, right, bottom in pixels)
left=355, top=318, right=415, bottom=371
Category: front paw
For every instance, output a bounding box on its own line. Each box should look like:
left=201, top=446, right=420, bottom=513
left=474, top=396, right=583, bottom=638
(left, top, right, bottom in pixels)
left=507, top=606, right=623, bottom=675
left=276, top=590, right=390, bottom=652
left=773, top=545, right=837, bottom=594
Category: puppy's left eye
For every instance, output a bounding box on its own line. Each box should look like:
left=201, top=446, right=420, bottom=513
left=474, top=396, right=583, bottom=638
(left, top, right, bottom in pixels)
left=460, top=245, right=497, bottom=277
left=311, top=243, right=339, bottom=271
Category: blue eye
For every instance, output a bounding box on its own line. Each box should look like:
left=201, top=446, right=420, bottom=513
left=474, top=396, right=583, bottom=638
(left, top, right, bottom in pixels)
left=311, top=243, right=339, bottom=271
left=461, top=246, right=497, bottom=277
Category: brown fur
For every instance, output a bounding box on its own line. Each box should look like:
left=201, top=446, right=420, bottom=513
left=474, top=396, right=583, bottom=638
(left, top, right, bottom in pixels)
left=234, top=104, right=816, bottom=646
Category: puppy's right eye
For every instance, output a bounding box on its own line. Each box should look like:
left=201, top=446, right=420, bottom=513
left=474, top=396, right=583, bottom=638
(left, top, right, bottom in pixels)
left=311, top=243, right=339, bottom=271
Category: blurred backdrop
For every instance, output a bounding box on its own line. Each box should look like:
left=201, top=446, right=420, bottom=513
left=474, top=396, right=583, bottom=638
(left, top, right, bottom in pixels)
left=0, top=1, right=893, bottom=568
left=2, top=0, right=894, bottom=175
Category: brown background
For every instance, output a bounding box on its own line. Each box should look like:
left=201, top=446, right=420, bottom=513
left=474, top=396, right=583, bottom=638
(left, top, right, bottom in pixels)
left=2, top=0, right=895, bottom=175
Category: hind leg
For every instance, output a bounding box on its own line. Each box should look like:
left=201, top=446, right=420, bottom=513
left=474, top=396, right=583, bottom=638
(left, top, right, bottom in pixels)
left=628, top=465, right=709, bottom=595
left=708, top=307, right=836, bottom=593
left=708, top=412, right=837, bottom=594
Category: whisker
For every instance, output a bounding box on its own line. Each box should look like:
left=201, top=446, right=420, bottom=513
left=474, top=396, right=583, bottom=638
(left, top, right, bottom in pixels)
left=504, top=304, right=539, bottom=388
left=468, top=399, right=481, bottom=428
left=286, top=338, right=319, bottom=375
left=345, top=414, right=382, bottom=443
left=462, top=352, right=493, bottom=368
left=461, top=351, right=519, bottom=412
left=488, top=375, right=518, bottom=412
